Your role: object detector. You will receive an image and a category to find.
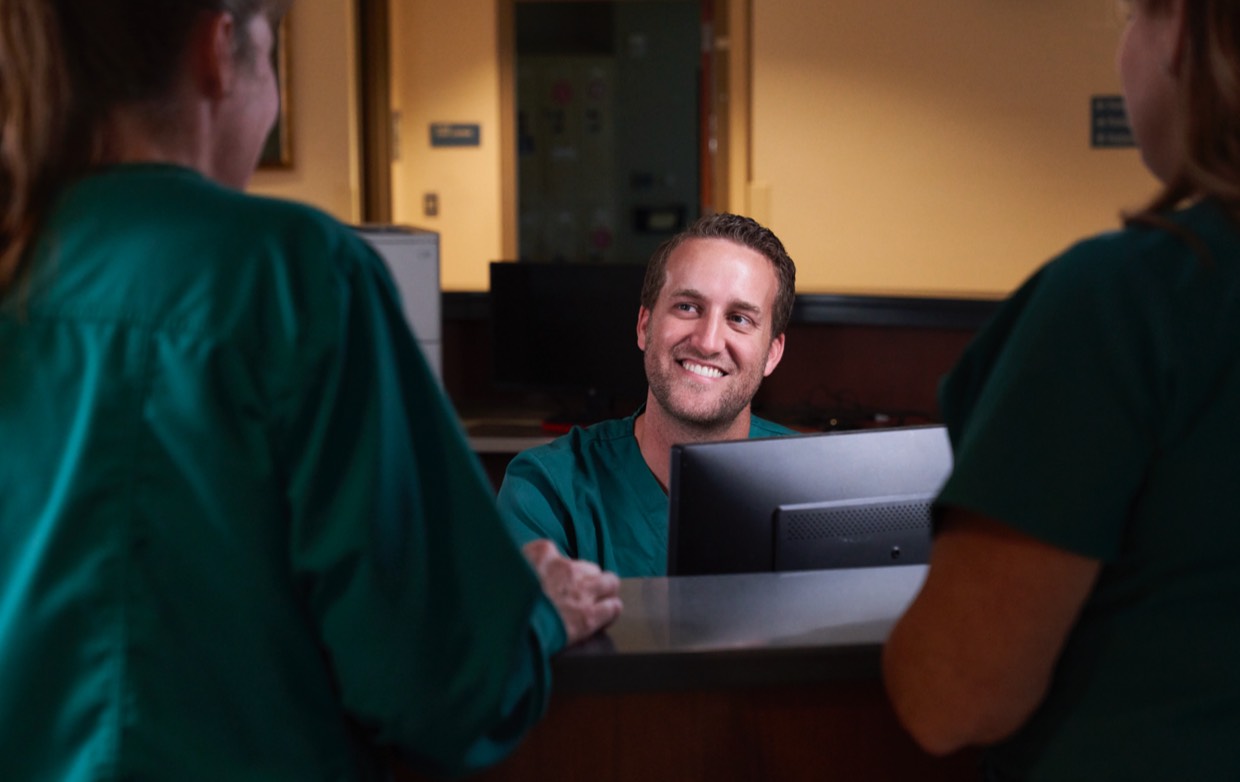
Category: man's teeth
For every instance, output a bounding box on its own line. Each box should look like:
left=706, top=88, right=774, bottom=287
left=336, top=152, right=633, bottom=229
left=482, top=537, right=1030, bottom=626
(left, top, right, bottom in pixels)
left=682, top=361, right=724, bottom=379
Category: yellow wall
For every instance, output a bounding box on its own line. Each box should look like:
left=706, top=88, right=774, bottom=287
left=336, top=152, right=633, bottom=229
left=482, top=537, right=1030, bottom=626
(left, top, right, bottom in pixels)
left=278, top=0, right=1159, bottom=298
left=390, top=0, right=506, bottom=292
left=248, top=1, right=362, bottom=223
left=750, top=0, right=1156, bottom=297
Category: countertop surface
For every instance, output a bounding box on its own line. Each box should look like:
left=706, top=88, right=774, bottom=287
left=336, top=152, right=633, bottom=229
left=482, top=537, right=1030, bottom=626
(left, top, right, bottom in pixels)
left=554, top=564, right=928, bottom=693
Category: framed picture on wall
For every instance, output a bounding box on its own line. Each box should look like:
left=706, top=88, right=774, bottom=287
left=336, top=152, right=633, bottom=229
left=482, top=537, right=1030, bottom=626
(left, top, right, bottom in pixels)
left=259, top=15, right=292, bottom=169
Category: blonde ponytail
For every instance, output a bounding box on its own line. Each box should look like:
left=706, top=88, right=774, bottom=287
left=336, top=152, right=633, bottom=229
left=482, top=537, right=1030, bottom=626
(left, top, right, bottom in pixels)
left=0, top=0, right=72, bottom=300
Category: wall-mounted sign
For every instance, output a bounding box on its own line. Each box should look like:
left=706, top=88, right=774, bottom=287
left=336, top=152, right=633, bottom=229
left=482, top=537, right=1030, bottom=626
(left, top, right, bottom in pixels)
left=1091, top=96, right=1134, bottom=148
left=430, top=123, right=481, bottom=148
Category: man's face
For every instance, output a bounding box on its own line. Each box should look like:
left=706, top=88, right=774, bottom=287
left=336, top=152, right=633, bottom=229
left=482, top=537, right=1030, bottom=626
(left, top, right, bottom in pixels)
left=637, top=237, right=785, bottom=430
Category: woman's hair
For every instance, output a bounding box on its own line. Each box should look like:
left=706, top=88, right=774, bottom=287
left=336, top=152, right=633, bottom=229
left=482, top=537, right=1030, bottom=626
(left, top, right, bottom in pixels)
left=640, top=213, right=798, bottom=339
left=0, top=0, right=289, bottom=300
left=1126, top=0, right=1240, bottom=226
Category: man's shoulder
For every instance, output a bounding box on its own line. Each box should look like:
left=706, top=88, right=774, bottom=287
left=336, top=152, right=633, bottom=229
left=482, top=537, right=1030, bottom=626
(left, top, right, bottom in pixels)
left=750, top=415, right=798, bottom=438
left=498, top=412, right=645, bottom=531
left=513, top=414, right=639, bottom=467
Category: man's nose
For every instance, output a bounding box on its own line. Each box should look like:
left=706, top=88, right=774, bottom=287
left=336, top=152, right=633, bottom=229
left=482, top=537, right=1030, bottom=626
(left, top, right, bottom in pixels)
left=689, top=311, right=726, bottom=355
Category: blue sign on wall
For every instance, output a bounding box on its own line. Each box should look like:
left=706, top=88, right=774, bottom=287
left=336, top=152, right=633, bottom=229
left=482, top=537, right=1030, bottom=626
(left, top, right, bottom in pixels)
left=430, top=123, right=482, bottom=148
left=1091, top=96, right=1134, bottom=148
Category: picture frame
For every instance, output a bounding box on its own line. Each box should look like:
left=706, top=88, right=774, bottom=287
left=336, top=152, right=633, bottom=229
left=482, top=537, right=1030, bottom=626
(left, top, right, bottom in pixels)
left=259, top=15, right=292, bottom=169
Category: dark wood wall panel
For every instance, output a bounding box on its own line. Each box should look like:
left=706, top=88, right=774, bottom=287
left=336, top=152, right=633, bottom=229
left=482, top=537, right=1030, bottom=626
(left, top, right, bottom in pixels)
left=441, top=292, right=992, bottom=431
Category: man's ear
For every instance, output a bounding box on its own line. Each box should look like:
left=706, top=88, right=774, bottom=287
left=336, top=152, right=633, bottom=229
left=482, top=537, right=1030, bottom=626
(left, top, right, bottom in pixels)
left=636, top=306, right=651, bottom=352
left=762, top=332, right=785, bottom=377
left=188, top=12, right=238, bottom=99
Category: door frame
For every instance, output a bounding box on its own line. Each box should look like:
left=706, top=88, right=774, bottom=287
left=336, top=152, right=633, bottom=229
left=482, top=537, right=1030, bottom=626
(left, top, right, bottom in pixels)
left=356, top=0, right=393, bottom=224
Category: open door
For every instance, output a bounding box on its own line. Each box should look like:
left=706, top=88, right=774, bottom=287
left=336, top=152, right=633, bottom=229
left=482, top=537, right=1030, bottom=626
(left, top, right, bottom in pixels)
left=499, top=0, right=740, bottom=263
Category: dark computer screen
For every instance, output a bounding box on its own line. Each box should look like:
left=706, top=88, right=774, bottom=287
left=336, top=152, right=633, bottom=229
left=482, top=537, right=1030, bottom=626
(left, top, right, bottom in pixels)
left=489, top=261, right=649, bottom=421
left=667, top=424, right=952, bottom=576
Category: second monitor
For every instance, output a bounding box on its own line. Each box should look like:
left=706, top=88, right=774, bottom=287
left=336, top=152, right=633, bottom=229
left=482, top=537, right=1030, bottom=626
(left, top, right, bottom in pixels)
left=489, top=261, right=648, bottom=427
left=667, top=424, right=953, bottom=576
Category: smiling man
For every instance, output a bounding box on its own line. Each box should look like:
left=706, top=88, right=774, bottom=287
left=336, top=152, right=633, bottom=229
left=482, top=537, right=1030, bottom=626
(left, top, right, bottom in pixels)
left=496, top=213, right=798, bottom=576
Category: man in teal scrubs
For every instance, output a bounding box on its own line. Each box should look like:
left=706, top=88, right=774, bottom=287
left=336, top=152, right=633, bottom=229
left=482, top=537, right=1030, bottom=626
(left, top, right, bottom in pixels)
left=497, top=214, right=798, bottom=576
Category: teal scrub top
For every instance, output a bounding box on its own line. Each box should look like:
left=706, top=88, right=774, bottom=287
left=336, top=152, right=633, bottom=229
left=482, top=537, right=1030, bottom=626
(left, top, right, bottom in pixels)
left=0, top=164, right=564, bottom=781
left=496, top=408, right=795, bottom=577
left=937, top=199, right=1240, bottom=781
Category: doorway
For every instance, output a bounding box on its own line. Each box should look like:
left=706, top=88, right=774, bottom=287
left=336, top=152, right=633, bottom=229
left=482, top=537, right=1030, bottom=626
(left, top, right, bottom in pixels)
left=514, top=1, right=698, bottom=264
left=504, top=0, right=724, bottom=264
left=356, top=1, right=745, bottom=266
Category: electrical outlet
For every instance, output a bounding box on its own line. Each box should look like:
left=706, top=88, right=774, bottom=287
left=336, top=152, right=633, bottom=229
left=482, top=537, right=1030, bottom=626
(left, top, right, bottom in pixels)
left=423, top=192, right=439, bottom=217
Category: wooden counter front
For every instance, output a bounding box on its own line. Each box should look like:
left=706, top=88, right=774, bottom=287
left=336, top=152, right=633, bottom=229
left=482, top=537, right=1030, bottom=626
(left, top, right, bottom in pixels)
left=397, top=566, right=981, bottom=780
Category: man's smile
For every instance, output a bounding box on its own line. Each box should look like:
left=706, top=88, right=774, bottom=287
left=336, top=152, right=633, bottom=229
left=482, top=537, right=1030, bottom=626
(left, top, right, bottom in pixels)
left=679, top=359, right=726, bottom=379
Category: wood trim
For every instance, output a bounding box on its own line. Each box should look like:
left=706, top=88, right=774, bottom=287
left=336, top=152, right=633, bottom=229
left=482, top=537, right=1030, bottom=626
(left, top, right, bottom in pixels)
left=357, top=0, right=392, bottom=223
left=726, top=0, right=751, bottom=215
left=498, top=0, right=519, bottom=260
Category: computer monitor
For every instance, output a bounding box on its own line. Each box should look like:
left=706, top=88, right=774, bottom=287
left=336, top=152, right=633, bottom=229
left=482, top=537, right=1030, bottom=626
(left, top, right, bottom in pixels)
left=489, top=261, right=648, bottom=424
left=667, top=424, right=952, bottom=576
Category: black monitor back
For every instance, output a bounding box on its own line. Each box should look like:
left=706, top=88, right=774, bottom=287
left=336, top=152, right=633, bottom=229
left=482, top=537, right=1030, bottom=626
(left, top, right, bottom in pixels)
left=667, top=424, right=952, bottom=576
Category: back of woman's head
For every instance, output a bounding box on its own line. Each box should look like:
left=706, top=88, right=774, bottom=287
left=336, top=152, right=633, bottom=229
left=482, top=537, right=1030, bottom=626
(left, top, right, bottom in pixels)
left=0, top=0, right=289, bottom=299
left=1135, top=0, right=1240, bottom=217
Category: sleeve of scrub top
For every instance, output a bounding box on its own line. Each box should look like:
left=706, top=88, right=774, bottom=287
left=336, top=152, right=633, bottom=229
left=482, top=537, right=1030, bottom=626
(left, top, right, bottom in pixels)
left=936, top=236, right=1161, bottom=562
left=275, top=230, right=567, bottom=777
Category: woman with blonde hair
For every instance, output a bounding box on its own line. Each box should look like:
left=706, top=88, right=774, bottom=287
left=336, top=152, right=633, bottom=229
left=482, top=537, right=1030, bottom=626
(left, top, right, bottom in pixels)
left=885, top=1, right=1240, bottom=779
left=0, top=2, right=620, bottom=779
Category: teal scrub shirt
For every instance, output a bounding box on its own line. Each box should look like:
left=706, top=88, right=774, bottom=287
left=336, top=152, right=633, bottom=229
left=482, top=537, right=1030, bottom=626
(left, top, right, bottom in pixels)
left=937, top=199, right=1240, bottom=781
left=496, top=408, right=795, bottom=577
left=0, top=164, right=564, bottom=781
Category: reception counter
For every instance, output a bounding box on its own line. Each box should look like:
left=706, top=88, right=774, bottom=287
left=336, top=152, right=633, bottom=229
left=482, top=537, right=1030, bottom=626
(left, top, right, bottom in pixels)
left=556, top=564, right=932, bottom=692
left=399, top=565, right=980, bottom=781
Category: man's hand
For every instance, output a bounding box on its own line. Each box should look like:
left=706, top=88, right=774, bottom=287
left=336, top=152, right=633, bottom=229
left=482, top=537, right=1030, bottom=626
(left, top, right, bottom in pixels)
left=522, top=540, right=623, bottom=646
